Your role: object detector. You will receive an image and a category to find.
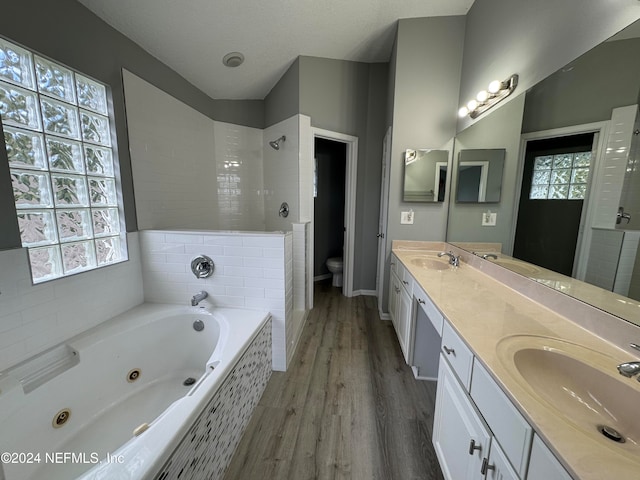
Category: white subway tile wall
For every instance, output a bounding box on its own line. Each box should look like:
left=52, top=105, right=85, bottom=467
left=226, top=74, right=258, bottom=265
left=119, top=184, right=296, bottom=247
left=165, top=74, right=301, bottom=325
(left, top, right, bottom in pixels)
left=0, top=233, right=144, bottom=371
left=591, top=106, right=637, bottom=229
left=613, top=231, right=640, bottom=296
left=140, top=230, right=292, bottom=371
left=584, top=229, right=624, bottom=290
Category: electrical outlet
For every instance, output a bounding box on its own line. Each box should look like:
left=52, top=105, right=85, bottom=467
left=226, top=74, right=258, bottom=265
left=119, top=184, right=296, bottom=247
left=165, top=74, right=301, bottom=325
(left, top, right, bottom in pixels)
left=482, top=212, right=497, bottom=226
left=401, top=211, right=414, bottom=225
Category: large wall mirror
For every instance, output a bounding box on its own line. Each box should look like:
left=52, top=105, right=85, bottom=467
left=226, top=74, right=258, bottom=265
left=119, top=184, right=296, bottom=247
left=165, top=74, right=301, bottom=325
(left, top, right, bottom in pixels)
left=403, top=149, right=449, bottom=202
left=447, top=18, right=640, bottom=328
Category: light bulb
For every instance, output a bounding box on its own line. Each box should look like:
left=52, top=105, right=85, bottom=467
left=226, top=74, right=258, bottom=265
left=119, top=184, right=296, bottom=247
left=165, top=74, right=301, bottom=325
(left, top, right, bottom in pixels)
left=476, top=90, right=489, bottom=102
left=467, top=99, right=478, bottom=111
left=488, top=80, right=502, bottom=94
left=458, top=106, right=469, bottom=117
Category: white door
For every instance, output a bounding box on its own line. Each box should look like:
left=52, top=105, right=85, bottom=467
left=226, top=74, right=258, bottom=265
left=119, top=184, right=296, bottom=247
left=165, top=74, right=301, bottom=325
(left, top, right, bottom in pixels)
left=376, top=127, right=392, bottom=315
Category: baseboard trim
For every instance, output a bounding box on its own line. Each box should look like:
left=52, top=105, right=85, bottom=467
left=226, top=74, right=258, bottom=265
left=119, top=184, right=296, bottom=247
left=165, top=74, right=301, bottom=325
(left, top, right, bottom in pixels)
left=411, top=366, right=437, bottom=382
left=352, top=289, right=376, bottom=297
left=379, top=311, right=391, bottom=321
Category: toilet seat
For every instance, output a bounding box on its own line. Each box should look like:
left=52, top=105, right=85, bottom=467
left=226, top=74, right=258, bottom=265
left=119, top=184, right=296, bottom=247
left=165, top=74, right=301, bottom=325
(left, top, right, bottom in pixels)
left=326, top=257, right=343, bottom=269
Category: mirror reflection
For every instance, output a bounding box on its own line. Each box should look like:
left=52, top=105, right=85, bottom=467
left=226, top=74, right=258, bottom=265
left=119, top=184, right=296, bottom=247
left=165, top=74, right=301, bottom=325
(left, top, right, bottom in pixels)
left=403, top=149, right=448, bottom=202
left=455, top=149, right=505, bottom=203
left=447, top=19, right=640, bottom=327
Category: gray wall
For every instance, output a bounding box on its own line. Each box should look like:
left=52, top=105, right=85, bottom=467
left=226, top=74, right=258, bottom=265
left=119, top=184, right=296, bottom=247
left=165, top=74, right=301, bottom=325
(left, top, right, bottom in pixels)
left=264, top=59, right=300, bottom=128
left=382, top=16, right=466, bottom=310
left=297, top=56, right=389, bottom=292
left=458, top=0, right=640, bottom=133
left=447, top=94, right=526, bottom=253
left=0, top=0, right=264, bottom=249
left=523, top=37, right=640, bottom=133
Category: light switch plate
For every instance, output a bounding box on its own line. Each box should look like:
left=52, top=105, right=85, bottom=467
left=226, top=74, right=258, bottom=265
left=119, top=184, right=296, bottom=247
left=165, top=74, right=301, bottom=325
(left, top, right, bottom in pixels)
left=482, top=212, right=497, bottom=226
left=401, top=211, right=414, bottom=225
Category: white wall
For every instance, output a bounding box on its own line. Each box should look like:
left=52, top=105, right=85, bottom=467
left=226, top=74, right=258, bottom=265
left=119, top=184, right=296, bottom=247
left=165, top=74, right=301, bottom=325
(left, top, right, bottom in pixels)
left=459, top=0, right=640, bottom=132
left=138, top=230, right=292, bottom=371
left=123, top=70, right=265, bottom=231
left=0, top=233, right=144, bottom=371
left=263, top=115, right=301, bottom=231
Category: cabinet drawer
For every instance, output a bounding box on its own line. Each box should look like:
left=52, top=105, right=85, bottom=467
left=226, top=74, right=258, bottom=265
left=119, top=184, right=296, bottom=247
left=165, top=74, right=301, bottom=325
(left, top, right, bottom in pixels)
left=441, top=321, right=474, bottom=391
left=413, top=283, right=443, bottom=336
left=471, top=360, right=533, bottom=478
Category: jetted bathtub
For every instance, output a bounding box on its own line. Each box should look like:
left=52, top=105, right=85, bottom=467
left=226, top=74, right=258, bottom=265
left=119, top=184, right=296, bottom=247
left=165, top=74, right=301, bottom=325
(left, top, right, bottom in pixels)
left=0, top=303, right=270, bottom=480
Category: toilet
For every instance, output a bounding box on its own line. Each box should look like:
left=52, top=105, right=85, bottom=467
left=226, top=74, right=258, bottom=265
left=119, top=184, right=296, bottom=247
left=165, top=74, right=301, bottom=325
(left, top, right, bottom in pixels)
left=326, top=257, right=343, bottom=287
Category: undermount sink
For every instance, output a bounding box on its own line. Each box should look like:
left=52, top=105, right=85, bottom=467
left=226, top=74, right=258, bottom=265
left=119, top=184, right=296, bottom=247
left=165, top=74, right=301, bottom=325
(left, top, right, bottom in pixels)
left=410, top=257, right=450, bottom=270
left=492, top=258, right=541, bottom=276
left=497, top=335, right=640, bottom=451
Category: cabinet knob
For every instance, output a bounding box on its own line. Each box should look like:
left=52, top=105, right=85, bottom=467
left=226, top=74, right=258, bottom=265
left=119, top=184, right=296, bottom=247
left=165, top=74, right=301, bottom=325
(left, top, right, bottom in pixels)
left=443, top=346, right=455, bottom=355
left=390, top=262, right=396, bottom=266
left=481, top=457, right=495, bottom=475
left=402, top=280, right=409, bottom=285
left=418, top=298, right=426, bottom=304
left=395, top=287, right=401, bottom=293
left=468, top=439, right=481, bottom=455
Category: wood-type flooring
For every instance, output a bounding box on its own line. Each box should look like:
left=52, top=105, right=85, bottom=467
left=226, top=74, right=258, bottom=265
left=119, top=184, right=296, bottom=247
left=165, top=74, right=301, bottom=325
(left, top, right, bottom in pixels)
left=223, top=281, right=444, bottom=480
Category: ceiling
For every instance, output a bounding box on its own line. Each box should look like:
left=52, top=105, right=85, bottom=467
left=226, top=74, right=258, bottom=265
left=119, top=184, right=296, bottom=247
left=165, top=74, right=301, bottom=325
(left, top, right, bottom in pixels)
left=77, top=0, right=475, bottom=100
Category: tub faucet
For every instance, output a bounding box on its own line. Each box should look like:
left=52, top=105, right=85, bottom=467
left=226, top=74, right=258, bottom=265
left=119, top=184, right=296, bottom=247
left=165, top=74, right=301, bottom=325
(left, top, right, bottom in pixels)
left=438, top=251, right=460, bottom=267
left=191, top=291, right=208, bottom=306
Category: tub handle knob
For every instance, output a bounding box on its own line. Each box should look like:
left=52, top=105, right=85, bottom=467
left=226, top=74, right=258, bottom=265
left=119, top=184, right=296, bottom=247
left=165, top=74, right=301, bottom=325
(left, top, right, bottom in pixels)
left=191, top=255, right=215, bottom=278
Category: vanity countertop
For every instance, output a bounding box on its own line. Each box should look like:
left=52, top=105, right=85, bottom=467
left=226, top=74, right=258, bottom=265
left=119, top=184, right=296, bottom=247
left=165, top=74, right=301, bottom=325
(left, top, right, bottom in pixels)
left=392, top=243, right=640, bottom=480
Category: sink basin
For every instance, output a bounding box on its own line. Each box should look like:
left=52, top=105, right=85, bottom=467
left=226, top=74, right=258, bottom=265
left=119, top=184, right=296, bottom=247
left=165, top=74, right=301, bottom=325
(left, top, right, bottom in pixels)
left=492, top=258, right=541, bottom=276
left=410, top=257, right=450, bottom=270
left=497, top=335, right=640, bottom=450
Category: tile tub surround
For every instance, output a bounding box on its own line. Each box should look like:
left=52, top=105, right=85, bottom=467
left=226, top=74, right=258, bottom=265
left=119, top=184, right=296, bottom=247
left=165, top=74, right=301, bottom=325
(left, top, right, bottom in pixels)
left=154, top=319, right=272, bottom=480
left=0, top=232, right=144, bottom=371
left=139, top=230, right=293, bottom=371
left=392, top=241, right=640, bottom=479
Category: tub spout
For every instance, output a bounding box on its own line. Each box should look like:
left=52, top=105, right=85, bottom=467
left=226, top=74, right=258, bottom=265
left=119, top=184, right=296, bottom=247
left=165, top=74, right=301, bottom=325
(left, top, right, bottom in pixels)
left=191, top=291, right=208, bottom=306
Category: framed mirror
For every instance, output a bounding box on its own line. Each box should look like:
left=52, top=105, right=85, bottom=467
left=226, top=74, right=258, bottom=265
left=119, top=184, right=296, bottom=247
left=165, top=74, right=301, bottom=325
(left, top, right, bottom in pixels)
left=403, top=149, right=448, bottom=202
left=455, top=149, right=505, bottom=203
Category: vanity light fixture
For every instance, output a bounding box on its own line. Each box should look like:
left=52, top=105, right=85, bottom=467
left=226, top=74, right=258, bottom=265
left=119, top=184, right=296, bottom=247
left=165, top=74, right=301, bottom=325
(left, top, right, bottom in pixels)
left=458, top=74, right=519, bottom=119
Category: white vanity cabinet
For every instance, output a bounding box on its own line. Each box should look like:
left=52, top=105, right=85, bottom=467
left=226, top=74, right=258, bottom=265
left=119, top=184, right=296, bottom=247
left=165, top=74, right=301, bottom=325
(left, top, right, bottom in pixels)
left=434, top=320, right=531, bottom=480
left=527, top=435, right=572, bottom=480
left=433, top=354, right=519, bottom=480
left=388, top=254, right=412, bottom=363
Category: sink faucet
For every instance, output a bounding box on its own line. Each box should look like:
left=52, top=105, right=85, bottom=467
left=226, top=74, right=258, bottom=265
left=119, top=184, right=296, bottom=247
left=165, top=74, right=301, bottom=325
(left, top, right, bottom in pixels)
left=438, top=251, right=460, bottom=267
left=618, top=343, right=640, bottom=379
left=482, top=253, right=498, bottom=260
left=191, top=290, right=208, bottom=306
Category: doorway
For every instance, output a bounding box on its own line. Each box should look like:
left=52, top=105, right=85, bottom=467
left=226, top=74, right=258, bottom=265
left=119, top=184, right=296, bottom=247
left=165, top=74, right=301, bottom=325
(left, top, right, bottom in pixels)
left=314, top=138, right=346, bottom=285
left=513, top=133, right=595, bottom=276
left=310, top=128, right=358, bottom=298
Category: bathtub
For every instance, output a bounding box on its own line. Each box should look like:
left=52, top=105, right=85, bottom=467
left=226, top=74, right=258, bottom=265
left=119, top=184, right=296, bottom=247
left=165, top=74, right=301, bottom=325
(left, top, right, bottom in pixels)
left=0, top=303, right=271, bottom=480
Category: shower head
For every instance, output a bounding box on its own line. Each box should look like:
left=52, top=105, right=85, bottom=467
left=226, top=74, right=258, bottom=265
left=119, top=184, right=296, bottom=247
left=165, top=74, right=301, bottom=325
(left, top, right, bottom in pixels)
left=269, top=135, right=286, bottom=150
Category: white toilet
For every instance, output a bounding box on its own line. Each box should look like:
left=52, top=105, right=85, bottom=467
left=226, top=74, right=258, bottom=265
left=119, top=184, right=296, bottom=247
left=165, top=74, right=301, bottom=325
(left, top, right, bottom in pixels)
left=326, top=257, right=343, bottom=287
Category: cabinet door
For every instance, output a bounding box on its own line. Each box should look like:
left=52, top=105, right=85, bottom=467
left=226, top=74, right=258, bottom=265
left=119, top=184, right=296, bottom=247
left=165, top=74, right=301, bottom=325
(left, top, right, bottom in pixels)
left=434, top=355, right=490, bottom=480
left=484, top=440, right=520, bottom=480
left=527, top=435, right=572, bottom=480
left=388, top=271, right=400, bottom=329
left=397, top=286, right=412, bottom=363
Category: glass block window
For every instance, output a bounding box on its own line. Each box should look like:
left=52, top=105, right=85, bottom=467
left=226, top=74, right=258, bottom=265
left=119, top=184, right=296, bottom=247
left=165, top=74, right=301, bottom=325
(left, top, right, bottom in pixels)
left=1, top=37, right=127, bottom=283
left=529, top=151, right=591, bottom=200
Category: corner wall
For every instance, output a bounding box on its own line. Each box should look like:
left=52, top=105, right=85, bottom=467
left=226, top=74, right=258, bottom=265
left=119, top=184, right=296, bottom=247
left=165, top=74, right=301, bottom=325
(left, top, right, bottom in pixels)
left=383, top=16, right=465, bottom=311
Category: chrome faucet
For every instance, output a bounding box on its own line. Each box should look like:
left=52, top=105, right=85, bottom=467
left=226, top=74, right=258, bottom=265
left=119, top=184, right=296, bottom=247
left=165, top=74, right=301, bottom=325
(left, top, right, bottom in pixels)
left=617, top=343, right=640, bottom=379
left=438, top=251, right=460, bottom=267
left=482, top=253, right=498, bottom=260
left=191, top=290, right=208, bottom=306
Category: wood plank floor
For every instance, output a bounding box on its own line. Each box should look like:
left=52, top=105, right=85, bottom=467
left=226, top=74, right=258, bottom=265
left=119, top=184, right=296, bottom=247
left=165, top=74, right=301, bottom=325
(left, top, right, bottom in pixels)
left=223, top=281, right=444, bottom=480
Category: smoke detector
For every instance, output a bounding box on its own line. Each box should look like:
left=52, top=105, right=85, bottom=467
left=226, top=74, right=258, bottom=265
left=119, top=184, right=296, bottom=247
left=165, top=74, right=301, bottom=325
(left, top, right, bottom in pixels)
left=222, top=52, right=245, bottom=68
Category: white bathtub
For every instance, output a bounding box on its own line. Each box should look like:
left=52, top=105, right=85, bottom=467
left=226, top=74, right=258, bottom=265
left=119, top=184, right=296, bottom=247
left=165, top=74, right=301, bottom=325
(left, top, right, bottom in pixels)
left=0, top=303, right=270, bottom=480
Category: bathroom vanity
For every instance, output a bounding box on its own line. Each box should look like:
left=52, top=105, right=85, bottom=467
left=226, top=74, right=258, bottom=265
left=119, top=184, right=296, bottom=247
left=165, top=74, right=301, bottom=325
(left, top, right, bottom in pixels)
left=389, top=241, right=640, bottom=480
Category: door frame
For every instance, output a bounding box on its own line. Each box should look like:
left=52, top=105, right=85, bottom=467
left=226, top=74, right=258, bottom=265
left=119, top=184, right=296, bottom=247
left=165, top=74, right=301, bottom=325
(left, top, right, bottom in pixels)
left=513, top=121, right=609, bottom=279
left=311, top=127, right=358, bottom=297
left=377, top=127, right=392, bottom=317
